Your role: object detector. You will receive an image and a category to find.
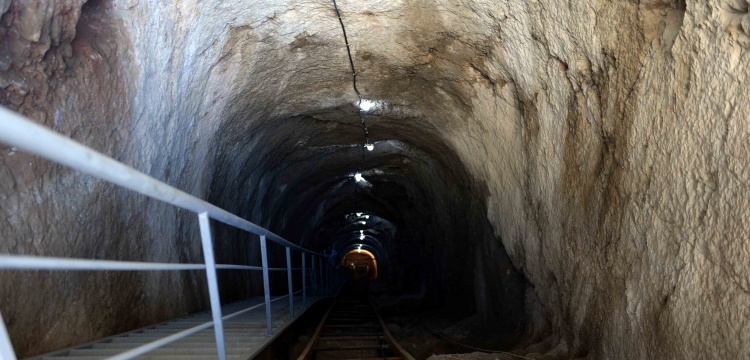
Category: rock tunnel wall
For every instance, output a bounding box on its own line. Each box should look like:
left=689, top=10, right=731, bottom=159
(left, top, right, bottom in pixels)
left=442, top=1, right=750, bottom=358
left=1, top=0, right=750, bottom=358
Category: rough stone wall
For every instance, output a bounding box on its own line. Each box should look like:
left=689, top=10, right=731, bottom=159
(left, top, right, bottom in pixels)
left=280, top=0, right=750, bottom=357
left=426, top=0, right=750, bottom=358
left=2, top=0, right=749, bottom=359
left=0, top=0, right=245, bottom=355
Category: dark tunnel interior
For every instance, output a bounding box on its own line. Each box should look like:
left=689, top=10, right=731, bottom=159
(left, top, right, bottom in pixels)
left=6, top=0, right=746, bottom=358
left=0, top=1, right=538, bottom=356
left=205, top=106, right=529, bottom=337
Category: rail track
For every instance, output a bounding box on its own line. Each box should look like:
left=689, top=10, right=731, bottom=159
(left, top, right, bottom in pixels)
left=298, top=296, right=415, bottom=360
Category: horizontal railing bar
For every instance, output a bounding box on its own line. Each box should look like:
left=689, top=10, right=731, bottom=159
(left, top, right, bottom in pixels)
left=213, top=265, right=311, bottom=271
left=0, top=256, right=320, bottom=272
left=0, top=106, right=318, bottom=256
left=0, top=255, right=205, bottom=271
left=214, top=264, right=263, bottom=271
left=213, top=266, right=310, bottom=271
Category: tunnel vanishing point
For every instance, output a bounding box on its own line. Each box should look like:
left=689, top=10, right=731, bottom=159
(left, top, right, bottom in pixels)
left=1, top=0, right=750, bottom=358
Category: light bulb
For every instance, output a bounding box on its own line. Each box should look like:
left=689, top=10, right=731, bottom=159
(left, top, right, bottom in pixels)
left=354, top=173, right=363, bottom=182
left=359, top=99, right=374, bottom=112
left=364, top=215, right=369, bottom=219
left=359, top=221, right=366, bottom=225
left=365, top=143, right=374, bottom=151
left=356, top=212, right=363, bottom=217
left=359, top=234, right=365, bottom=240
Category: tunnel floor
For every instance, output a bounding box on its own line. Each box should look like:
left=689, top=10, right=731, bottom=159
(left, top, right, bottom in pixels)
left=263, top=276, right=529, bottom=360
left=378, top=309, right=523, bottom=360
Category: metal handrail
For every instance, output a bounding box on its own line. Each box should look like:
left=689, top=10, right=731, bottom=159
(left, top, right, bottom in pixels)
left=0, top=106, right=331, bottom=360
left=0, top=255, right=207, bottom=271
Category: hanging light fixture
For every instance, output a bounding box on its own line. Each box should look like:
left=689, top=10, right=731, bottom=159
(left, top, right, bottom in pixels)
left=359, top=99, right=375, bottom=112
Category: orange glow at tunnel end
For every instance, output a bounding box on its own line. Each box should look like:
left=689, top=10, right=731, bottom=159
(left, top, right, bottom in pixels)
left=341, top=248, right=378, bottom=279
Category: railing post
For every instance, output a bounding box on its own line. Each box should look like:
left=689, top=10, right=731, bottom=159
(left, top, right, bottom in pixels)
left=197, top=213, right=227, bottom=360
left=286, top=247, right=294, bottom=319
left=311, top=255, right=316, bottom=299
left=319, top=257, right=324, bottom=297
left=0, top=313, right=17, bottom=360
left=325, top=262, right=329, bottom=296
left=302, top=252, right=307, bottom=307
left=260, top=235, right=273, bottom=336
left=319, top=257, right=324, bottom=296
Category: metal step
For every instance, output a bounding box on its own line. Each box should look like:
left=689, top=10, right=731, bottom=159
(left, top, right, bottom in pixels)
left=30, top=295, right=317, bottom=360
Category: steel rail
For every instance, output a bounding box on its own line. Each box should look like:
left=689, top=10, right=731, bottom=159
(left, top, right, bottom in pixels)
left=373, top=300, right=416, bottom=360
left=0, top=106, right=317, bottom=255
left=297, top=300, right=336, bottom=360
left=298, top=297, right=415, bottom=360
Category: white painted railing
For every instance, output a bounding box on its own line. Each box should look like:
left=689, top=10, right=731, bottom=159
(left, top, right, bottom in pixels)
left=0, top=106, right=330, bottom=360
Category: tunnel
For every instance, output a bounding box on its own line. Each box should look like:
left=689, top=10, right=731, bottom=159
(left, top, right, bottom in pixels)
left=1, top=0, right=750, bottom=359
left=341, top=247, right=378, bottom=279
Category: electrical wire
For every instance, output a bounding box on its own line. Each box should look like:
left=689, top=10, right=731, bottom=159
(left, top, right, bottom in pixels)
left=331, top=0, right=370, bottom=147
left=420, top=323, right=536, bottom=360
left=332, top=0, right=369, bottom=215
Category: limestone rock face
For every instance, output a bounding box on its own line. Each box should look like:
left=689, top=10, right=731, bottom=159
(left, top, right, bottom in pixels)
left=1, top=0, right=749, bottom=358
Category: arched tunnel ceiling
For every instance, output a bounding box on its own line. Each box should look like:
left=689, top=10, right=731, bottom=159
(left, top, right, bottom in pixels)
left=206, top=99, right=488, bottom=300
left=207, top=107, right=479, bottom=252
left=185, top=7, right=507, bottom=334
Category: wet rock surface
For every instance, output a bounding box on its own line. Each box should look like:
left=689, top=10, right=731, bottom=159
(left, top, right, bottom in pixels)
left=1, top=0, right=749, bottom=358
